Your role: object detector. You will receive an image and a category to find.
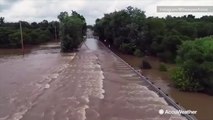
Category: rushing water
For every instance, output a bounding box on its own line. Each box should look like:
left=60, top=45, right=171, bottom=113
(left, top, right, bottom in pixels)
left=0, top=42, right=75, bottom=119
left=0, top=31, right=187, bottom=120
left=115, top=53, right=213, bottom=120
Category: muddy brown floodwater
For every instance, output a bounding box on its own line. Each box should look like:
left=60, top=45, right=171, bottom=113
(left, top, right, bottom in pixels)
left=116, top=53, right=213, bottom=120
left=0, top=30, right=188, bottom=120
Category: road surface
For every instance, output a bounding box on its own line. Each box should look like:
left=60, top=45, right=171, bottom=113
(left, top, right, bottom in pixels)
left=0, top=30, right=186, bottom=120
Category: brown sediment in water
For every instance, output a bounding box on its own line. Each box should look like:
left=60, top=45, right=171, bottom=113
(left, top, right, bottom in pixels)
left=114, top=52, right=213, bottom=120
left=0, top=48, right=31, bottom=56
left=0, top=42, right=60, bottom=57
left=0, top=38, right=186, bottom=120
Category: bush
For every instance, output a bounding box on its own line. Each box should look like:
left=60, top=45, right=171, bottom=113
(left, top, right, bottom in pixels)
left=119, top=43, right=136, bottom=54
left=8, top=31, right=30, bottom=48
left=8, top=32, right=21, bottom=47
left=141, top=60, right=152, bottom=69
left=134, top=49, right=143, bottom=57
left=158, top=51, right=175, bottom=63
left=171, top=67, right=203, bottom=91
left=159, top=63, right=167, bottom=71
left=172, top=36, right=213, bottom=94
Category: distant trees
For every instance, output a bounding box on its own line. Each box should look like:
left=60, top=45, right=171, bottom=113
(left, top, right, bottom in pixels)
left=0, top=18, right=59, bottom=48
left=94, top=6, right=146, bottom=55
left=58, top=11, right=86, bottom=52
left=0, top=17, right=4, bottom=26
left=94, top=6, right=213, bottom=95
left=94, top=7, right=213, bottom=62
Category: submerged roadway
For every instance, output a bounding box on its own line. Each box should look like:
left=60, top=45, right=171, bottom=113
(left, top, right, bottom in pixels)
left=0, top=30, right=186, bottom=120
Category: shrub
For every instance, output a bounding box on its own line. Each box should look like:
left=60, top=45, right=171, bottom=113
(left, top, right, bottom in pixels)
left=159, top=63, right=167, bottom=71
left=119, top=43, right=136, bottom=54
left=134, top=49, right=143, bottom=57
left=158, top=51, right=175, bottom=63
left=141, top=60, right=152, bottom=69
left=171, top=67, right=203, bottom=91
left=172, top=36, right=213, bottom=94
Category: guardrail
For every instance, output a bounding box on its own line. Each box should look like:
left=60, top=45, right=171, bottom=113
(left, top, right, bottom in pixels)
left=98, top=38, right=197, bottom=120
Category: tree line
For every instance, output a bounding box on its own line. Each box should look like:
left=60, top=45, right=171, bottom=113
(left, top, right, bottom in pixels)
left=0, top=17, right=59, bottom=48
left=94, top=6, right=213, bottom=95
left=58, top=11, right=86, bottom=52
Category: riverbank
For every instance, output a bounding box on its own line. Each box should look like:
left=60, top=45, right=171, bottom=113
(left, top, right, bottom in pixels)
left=113, top=51, right=213, bottom=120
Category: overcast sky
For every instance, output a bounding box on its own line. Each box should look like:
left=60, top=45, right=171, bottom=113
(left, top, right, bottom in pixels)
left=0, top=0, right=212, bottom=25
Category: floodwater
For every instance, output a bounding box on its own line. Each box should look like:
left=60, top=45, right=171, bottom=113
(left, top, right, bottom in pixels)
left=0, top=42, right=75, bottom=119
left=0, top=30, right=187, bottom=120
left=116, top=53, right=213, bottom=120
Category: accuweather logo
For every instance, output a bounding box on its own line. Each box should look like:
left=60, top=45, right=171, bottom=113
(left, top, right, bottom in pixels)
left=158, top=109, right=197, bottom=115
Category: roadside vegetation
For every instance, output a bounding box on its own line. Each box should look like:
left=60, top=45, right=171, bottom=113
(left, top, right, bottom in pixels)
left=0, top=17, right=59, bottom=48
left=58, top=11, right=86, bottom=52
left=172, top=36, right=213, bottom=94
left=94, top=6, right=213, bottom=95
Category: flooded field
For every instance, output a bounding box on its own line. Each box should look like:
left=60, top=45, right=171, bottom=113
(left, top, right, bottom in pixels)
left=116, top=52, right=213, bottom=120
left=0, top=42, right=75, bottom=119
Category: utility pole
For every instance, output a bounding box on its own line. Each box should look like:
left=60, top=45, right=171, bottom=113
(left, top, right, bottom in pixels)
left=54, top=24, right=57, bottom=41
left=20, top=21, right=24, bottom=55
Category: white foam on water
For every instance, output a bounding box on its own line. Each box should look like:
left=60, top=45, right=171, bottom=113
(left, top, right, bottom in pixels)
left=80, top=96, right=89, bottom=104
left=9, top=97, right=17, bottom=103
left=76, top=105, right=89, bottom=120
left=10, top=105, right=29, bottom=120
left=67, top=97, right=80, bottom=105
left=51, top=73, right=59, bottom=79
left=81, top=62, right=105, bottom=100
left=121, top=83, right=148, bottom=90
left=40, top=112, right=45, bottom=118
left=51, top=111, right=56, bottom=116
left=119, top=83, right=169, bottom=105
left=120, top=73, right=137, bottom=77
left=90, top=70, right=105, bottom=99
left=44, top=84, right=50, bottom=89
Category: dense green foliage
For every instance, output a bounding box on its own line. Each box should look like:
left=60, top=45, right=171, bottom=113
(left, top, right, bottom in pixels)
left=94, top=6, right=213, bottom=94
left=94, top=6, right=213, bottom=62
left=172, top=36, right=213, bottom=94
left=0, top=17, right=59, bottom=48
left=58, top=11, right=86, bottom=52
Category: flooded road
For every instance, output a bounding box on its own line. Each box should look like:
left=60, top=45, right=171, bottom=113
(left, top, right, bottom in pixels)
left=116, top=52, right=213, bottom=120
left=0, top=31, right=186, bottom=120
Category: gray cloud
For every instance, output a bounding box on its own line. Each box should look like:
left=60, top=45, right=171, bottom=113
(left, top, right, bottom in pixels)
left=0, top=0, right=19, bottom=12
left=0, top=0, right=212, bottom=25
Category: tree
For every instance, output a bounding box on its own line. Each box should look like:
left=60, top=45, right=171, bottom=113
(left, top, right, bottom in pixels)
left=58, top=11, right=86, bottom=52
left=0, top=17, right=4, bottom=26
left=0, top=18, right=56, bottom=48
left=172, top=36, right=213, bottom=94
left=58, top=11, right=68, bottom=22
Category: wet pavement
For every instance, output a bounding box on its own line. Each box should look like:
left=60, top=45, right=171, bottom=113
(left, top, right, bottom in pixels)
left=0, top=30, right=186, bottom=120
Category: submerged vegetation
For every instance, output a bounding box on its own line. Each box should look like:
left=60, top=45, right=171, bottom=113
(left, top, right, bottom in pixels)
left=159, top=63, right=167, bottom=72
left=172, top=36, right=213, bottom=94
left=58, top=11, right=86, bottom=52
left=94, top=6, right=213, bottom=95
